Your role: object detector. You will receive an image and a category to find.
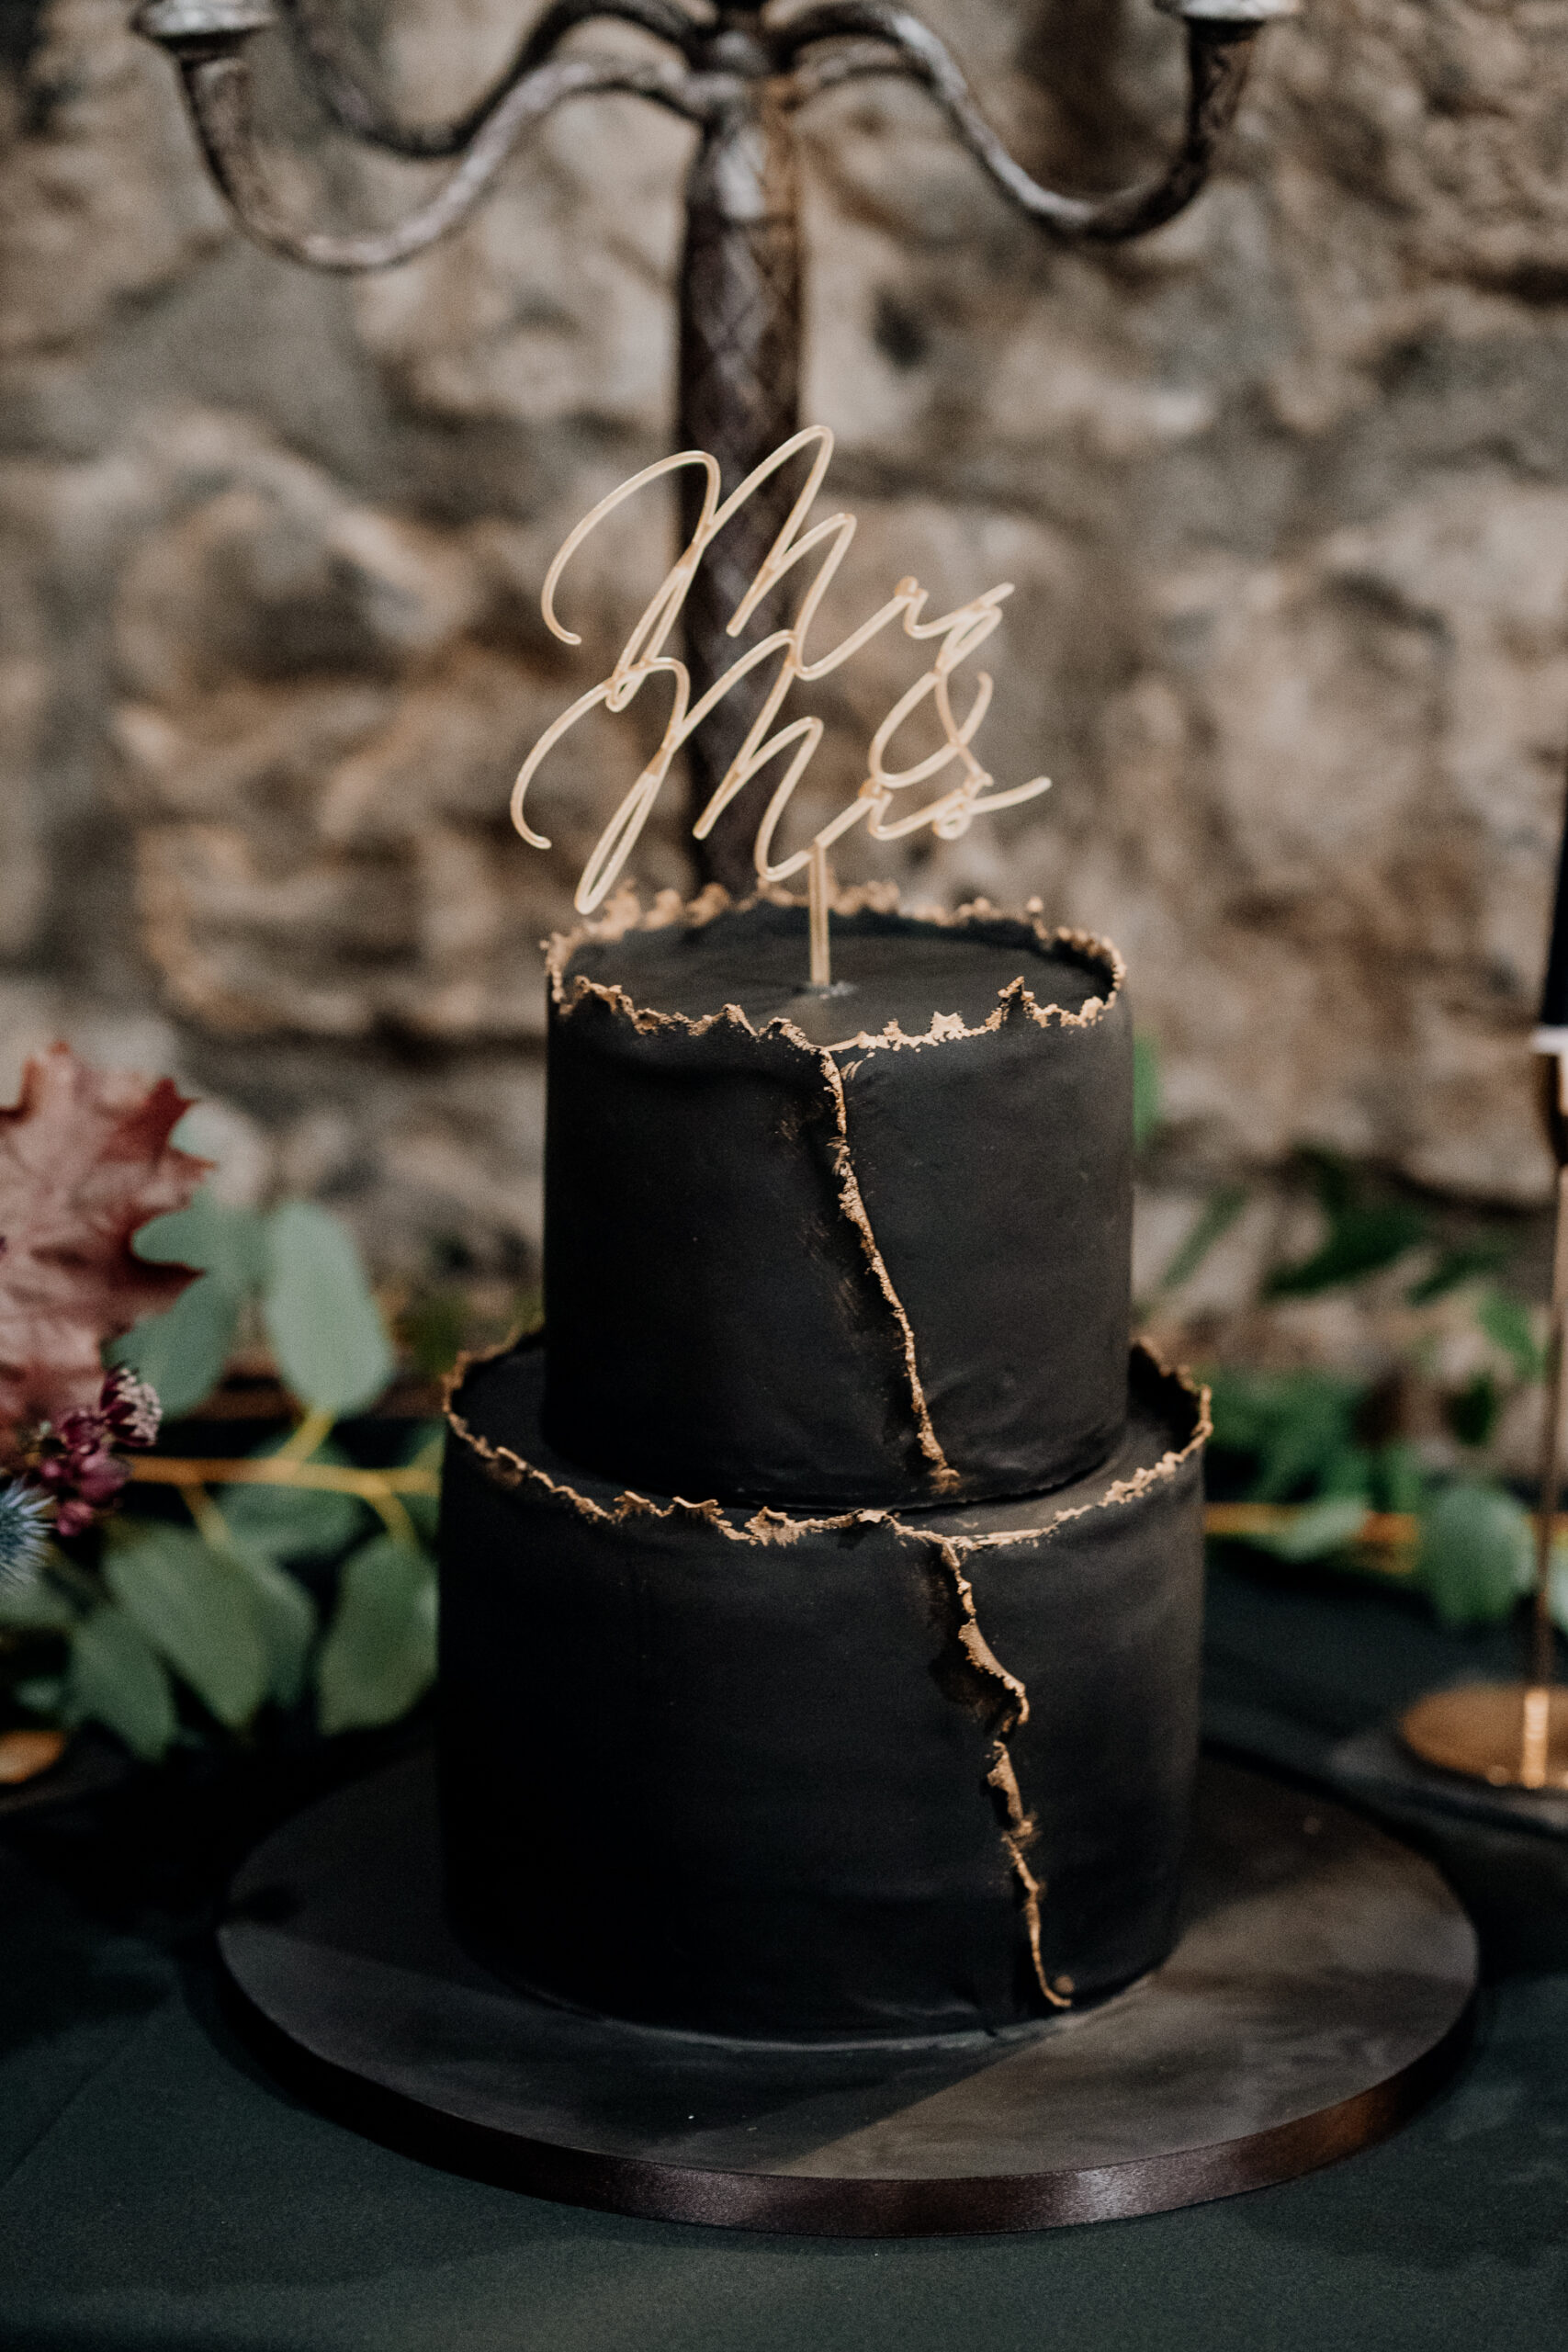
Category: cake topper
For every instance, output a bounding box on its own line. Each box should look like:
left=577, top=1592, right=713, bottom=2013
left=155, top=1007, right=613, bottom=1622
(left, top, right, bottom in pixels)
left=135, top=0, right=1292, bottom=900
left=509, top=425, right=1052, bottom=987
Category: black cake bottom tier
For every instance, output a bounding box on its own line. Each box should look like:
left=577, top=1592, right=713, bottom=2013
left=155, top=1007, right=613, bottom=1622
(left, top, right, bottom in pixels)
left=439, top=1341, right=1208, bottom=2045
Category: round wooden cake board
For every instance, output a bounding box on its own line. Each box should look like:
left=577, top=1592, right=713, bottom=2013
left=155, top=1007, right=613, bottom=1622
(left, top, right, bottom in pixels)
left=218, top=1753, right=1477, bottom=2236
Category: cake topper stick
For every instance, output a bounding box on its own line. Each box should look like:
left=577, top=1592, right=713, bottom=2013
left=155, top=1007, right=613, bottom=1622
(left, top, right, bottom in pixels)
left=808, top=842, right=833, bottom=990
left=1401, top=761, right=1568, bottom=1790
left=509, top=425, right=1053, bottom=986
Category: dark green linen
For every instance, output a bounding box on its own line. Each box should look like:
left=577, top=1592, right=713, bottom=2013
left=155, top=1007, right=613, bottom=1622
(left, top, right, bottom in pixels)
left=3, top=1560, right=1567, bottom=2352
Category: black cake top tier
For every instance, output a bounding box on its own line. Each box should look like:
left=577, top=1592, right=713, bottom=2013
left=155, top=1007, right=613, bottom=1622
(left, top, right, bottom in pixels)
left=542, top=892, right=1133, bottom=1510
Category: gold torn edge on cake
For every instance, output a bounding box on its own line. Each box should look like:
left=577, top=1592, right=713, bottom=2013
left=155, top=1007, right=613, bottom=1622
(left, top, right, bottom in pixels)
left=931, top=1539, right=1069, bottom=2011
left=445, top=1389, right=894, bottom=1545
left=443, top=1402, right=745, bottom=1537
left=985, top=1346, right=1214, bottom=1551
left=446, top=1341, right=1208, bottom=1551
left=814, top=1048, right=957, bottom=1493
left=543, top=887, right=1123, bottom=1056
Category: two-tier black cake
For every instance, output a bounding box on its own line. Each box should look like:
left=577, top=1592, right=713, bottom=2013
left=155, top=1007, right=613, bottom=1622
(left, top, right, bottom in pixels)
left=438, top=889, right=1208, bottom=2042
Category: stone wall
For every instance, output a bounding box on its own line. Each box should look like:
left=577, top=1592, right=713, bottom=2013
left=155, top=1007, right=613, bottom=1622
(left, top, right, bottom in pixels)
left=4, top=0, right=1568, bottom=1348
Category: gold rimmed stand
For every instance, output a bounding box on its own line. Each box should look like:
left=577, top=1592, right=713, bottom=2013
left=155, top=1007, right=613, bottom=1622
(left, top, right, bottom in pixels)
left=1399, top=1058, right=1568, bottom=1792
left=1400, top=1682, right=1568, bottom=1792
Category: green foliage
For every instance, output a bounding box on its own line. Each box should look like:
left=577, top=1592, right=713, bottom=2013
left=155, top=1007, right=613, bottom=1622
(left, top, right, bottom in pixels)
left=134, top=1193, right=270, bottom=1292
left=1152, top=1187, right=1247, bottom=1301
left=53, top=1498, right=433, bottom=1752
left=1255, top=1150, right=1428, bottom=1300
left=1264, top=1202, right=1430, bottom=1298
left=65, top=1603, right=177, bottom=1760
left=2, top=1163, right=445, bottom=1767
left=395, top=1423, right=445, bottom=1547
left=0, top=1566, right=74, bottom=1631
left=219, top=1436, right=367, bottom=1561
left=1406, top=1239, right=1512, bottom=1306
left=1241, top=1496, right=1371, bottom=1564
left=1476, top=1286, right=1545, bottom=1383
left=1444, top=1372, right=1501, bottom=1451
left=13, top=1675, right=64, bottom=1715
left=316, top=1535, right=437, bottom=1735
left=109, top=1194, right=269, bottom=1417
left=112, top=1189, right=396, bottom=1422
left=262, top=1203, right=395, bottom=1417
left=224, top=1538, right=318, bottom=1709
left=1133, top=1032, right=1161, bottom=1153
left=1207, top=1367, right=1366, bottom=1503
left=1373, top=1441, right=1428, bottom=1517
left=103, top=1526, right=270, bottom=1731
left=399, top=1291, right=470, bottom=1380
left=1416, top=1485, right=1534, bottom=1631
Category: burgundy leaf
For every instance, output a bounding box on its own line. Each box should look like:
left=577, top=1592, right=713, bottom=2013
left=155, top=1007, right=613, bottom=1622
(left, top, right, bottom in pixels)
left=0, top=1045, right=210, bottom=1435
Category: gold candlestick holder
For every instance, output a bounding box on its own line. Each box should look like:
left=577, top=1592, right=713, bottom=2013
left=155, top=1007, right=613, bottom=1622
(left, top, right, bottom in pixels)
left=1399, top=1052, right=1568, bottom=1791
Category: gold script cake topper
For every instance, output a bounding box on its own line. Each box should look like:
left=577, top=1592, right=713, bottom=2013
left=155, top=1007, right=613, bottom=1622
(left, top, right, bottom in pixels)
left=510, top=424, right=1052, bottom=981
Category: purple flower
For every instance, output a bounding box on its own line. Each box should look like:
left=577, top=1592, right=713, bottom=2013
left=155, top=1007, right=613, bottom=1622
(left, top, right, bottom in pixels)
left=100, top=1369, right=161, bottom=1450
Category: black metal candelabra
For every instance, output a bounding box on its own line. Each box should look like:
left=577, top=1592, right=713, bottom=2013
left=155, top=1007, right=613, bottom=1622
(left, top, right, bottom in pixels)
left=135, top=0, right=1294, bottom=890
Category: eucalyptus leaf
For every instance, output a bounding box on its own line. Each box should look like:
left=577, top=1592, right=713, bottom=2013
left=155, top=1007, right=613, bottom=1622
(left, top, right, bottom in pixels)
left=107, top=1188, right=269, bottom=1416
left=398, top=1487, right=440, bottom=1547
left=1416, top=1484, right=1534, bottom=1632
left=1444, top=1372, right=1500, bottom=1452
left=1154, top=1185, right=1247, bottom=1299
left=105, top=1272, right=243, bottom=1420
left=225, top=1542, right=318, bottom=1708
left=66, top=1603, right=177, bottom=1760
left=1372, top=1441, right=1428, bottom=1518
left=1406, top=1239, right=1511, bottom=1306
left=316, top=1535, right=437, bottom=1735
left=1245, top=1495, right=1371, bottom=1563
left=1264, top=1203, right=1429, bottom=1299
left=1133, top=1032, right=1161, bottom=1153
left=104, top=1526, right=269, bottom=1730
left=393, top=1422, right=445, bottom=1545
left=132, top=1192, right=270, bottom=1289
left=1300, top=1148, right=1358, bottom=1219
left=0, top=1567, right=75, bottom=1631
left=1477, top=1287, right=1545, bottom=1384
left=263, top=1203, right=394, bottom=1416
left=1208, top=1368, right=1365, bottom=1504
left=220, top=1436, right=367, bottom=1561
left=13, top=1675, right=64, bottom=1715
left=400, top=1291, right=469, bottom=1380
left=1316, top=1445, right=1375, bottom=1501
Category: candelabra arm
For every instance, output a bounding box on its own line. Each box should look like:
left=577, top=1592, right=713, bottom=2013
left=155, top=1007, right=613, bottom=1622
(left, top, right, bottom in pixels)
left=676, top=77, right=805, bottom=895
left=157, top=42, right=707, bottom=272
left=781, top=0, right=1276, bottom=242
left=276, top=0, right=705, bottom=159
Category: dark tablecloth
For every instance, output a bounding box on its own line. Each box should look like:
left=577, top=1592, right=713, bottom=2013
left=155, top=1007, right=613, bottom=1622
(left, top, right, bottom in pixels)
left=3, top=1559, right=1567, bottom=2352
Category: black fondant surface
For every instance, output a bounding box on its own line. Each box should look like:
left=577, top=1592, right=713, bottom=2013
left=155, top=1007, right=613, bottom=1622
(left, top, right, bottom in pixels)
left=565, top=904, right=1112, bottom=1039
left=543, top=902, right=1132, bottom=1508
left=438, top=1342, right=1204, bottom=2043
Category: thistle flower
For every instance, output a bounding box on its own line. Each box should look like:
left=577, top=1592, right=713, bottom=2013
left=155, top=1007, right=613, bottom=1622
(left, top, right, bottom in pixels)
left=0, top=1477, right=51, bottom=1594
